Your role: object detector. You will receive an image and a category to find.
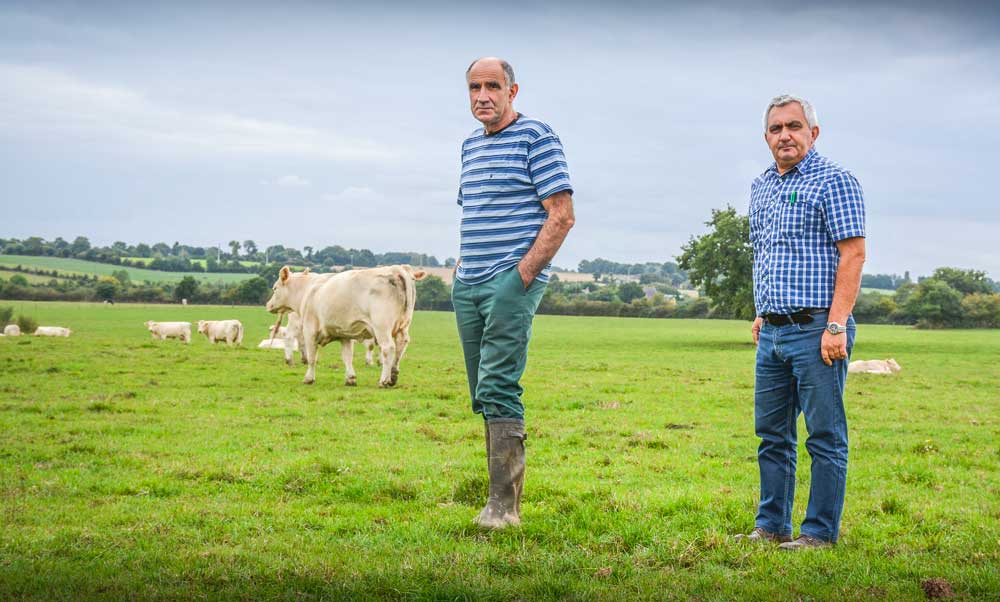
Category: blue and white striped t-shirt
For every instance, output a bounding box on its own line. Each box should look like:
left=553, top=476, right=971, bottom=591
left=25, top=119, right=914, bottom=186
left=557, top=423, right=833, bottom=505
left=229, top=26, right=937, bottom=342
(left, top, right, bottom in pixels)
left=456, top=114, right=573, bottom=285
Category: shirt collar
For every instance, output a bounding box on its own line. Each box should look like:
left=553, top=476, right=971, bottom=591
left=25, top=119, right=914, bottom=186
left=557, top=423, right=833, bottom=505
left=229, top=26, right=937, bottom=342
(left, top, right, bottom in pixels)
left=767, top=146, right=819, bottom=176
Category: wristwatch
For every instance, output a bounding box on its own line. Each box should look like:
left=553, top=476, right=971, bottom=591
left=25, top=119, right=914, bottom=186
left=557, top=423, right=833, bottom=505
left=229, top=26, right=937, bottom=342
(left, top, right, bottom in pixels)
left=826, top=322, right=847, bottom=335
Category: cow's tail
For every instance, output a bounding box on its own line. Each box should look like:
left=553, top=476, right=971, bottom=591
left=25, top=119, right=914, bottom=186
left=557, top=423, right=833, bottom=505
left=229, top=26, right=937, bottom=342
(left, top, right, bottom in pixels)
left=236, top=321, right=244, bottom=345
left=395, top=266, right=419, bottom=326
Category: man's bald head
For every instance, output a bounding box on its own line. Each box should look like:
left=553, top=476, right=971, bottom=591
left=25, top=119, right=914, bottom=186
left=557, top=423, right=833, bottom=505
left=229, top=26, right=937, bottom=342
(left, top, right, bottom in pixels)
left=466, top=57, right=516, bottom=89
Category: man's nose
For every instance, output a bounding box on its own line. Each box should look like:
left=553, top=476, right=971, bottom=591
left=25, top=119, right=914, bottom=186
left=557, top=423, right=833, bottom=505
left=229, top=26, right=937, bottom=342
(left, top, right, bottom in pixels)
left=476, top=87, right=491, bottom=103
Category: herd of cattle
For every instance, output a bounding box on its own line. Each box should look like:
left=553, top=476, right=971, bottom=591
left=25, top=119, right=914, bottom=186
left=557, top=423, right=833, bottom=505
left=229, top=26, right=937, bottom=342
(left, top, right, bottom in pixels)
left=4, top=263, right=902, bottom=382
left=2, top=264, right=428, bottom=388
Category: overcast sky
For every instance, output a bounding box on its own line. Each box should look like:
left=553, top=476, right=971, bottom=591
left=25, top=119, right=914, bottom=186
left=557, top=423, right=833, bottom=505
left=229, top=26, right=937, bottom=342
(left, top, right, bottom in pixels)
left=2, top=1, right=998, bottom=277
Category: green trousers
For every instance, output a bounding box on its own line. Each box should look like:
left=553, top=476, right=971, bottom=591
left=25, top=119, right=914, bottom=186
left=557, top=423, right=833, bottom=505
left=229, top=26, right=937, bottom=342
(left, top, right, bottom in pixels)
left=452, top=266, right=547, bottom=421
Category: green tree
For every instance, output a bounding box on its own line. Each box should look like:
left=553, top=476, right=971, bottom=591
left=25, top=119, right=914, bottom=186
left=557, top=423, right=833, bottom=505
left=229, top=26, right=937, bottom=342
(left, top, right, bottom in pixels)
left=70, top=236, right=91, bottom=255
left=677, top=206, right=754, bottom=320
left=415, top=275, right=451, bottom=310
left=228, top=240, right=241, bottom=259
left=234, top=277, right=270, bottom=305
left=930, top=267, right=993, bottom=296
left=111, top=269, right=130, bottom=286
left=9, top=274, right=29, bottom=287
left=174, top=276, right=199, bottom=302
left=961, top=293, right=1000, bottom=328
left=618, top=282, right=645, bottom=304
left=243, top=240, right=258, bottom=258
left=95, top=277, right=120, bottom=302
left=901, top=278, right=964, bottom=328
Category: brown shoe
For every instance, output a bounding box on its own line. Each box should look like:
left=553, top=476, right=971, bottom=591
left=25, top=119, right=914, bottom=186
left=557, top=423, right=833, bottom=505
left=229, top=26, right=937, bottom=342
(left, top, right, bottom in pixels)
left=778, top=535, right=832, bottom=551
left=734, top=527, right=792, bottom=544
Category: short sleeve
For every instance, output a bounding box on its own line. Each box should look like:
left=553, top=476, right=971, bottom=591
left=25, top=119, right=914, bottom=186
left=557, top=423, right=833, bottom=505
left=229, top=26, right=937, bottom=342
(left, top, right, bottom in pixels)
left=823, top=171, right=866, bottom=241
left=527, top=132, right=573, bottom=201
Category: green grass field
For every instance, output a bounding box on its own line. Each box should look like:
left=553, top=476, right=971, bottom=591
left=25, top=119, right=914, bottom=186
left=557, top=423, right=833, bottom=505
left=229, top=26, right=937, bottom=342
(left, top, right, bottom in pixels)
left=0, top=255, right=256, bottom=285
left=1, top=302, right=998, bottom=600
left=0, top=269, right=74, bottom=284
left=123, top=257, right=262, bottom=269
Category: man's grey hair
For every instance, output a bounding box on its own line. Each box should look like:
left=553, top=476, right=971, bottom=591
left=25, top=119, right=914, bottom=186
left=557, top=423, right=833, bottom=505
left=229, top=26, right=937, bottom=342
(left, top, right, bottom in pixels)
left=466, top=58, right=516, bottom=89
left=763, top=94, right=819, bottom=131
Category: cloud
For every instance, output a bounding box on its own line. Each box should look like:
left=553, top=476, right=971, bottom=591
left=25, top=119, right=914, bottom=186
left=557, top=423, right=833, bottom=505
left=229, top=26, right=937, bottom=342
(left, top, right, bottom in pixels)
left=0, top=63, right=394, bottom=162
left=273, top=175, right=310, bottom=188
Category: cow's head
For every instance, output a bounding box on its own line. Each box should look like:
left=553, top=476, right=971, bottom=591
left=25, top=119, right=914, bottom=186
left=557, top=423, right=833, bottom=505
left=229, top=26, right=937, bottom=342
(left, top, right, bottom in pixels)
left=266, top=266, right=297, bottom=314
left=197, top=320, right=207, bottom=334
left=144, top=321, right=153, bottom=330
left=887, top=358, right=902, bottom=373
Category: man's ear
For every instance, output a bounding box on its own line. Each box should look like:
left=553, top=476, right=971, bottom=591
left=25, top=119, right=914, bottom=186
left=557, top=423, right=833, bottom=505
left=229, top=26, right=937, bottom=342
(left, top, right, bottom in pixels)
left=811, top=125, right=820, bottom=142
left=509, top=83, right=519, bottom=103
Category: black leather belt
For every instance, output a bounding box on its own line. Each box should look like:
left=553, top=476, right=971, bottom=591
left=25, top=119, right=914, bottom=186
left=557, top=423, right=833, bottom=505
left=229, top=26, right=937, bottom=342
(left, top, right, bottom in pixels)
left=762, top=308, right=828, bottom=326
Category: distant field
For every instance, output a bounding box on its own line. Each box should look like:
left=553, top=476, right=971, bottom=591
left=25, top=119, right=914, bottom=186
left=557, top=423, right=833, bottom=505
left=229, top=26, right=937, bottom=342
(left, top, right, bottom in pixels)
left=861, top=287, right=896, bottom=295
left=1, top=302, right=998, bottom=600
left=0, top=269, right=74, bottom=284
left=0, top=255, right=256, bottom=285
left=124, top=257, right=261, bottom=268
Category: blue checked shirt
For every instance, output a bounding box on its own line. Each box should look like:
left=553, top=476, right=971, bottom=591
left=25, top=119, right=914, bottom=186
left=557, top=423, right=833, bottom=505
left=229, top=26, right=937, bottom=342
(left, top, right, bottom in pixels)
left=749, top=147, right=866, bottom=316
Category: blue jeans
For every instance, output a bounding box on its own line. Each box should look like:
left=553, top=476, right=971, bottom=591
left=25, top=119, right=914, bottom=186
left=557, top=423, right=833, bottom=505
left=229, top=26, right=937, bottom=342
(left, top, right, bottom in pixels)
left=754, top=312, right=856, bottom=542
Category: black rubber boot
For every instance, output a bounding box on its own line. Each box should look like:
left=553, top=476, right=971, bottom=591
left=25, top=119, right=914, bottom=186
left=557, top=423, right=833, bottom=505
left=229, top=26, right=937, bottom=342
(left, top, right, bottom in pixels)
left=474, top=419, right=525, bottom=529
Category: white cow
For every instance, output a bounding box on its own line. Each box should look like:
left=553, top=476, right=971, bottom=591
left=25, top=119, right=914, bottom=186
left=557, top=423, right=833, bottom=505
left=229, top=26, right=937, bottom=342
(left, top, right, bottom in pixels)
left=34, top=326, right=72, bottom=337
left=266, top=265, right=425, bottom=387
left=274, top=305, right=379, bottom=369
left=145, top=321, right=191, bottom=344
left=848, top=358, right=902, bottom=375
left=3, top=324, right=20, bottom=337
left=197, top=319, right=244, bottom=346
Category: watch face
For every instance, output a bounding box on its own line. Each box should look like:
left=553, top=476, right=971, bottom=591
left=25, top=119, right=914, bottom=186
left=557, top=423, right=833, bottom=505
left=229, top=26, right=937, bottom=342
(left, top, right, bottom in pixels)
left=827, top=322, right=844, bottom=334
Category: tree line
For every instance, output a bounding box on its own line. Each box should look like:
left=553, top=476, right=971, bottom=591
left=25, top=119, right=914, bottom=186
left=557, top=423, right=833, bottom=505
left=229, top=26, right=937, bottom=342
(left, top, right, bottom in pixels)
left=676, top=206, right=1000, bottom=328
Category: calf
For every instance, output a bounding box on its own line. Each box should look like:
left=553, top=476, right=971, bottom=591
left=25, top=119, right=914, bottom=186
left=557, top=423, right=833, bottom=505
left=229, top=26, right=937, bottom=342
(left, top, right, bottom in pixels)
left=848, top=358, right=902, bottom=375
left=145, top=321, right=191, bottom=344
left=34, top=326, right=72, bottom=337
left=197, top=320, right=244, bottom=346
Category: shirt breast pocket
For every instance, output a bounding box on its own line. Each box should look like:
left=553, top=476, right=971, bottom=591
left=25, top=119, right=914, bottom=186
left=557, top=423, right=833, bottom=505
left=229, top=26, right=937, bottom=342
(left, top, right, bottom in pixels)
left=778, top=195, right=821, bottom=239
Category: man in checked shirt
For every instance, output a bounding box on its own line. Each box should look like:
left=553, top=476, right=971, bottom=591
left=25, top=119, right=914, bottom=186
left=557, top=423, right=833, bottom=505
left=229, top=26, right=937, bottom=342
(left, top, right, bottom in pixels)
left=735, top=95, right=867, bottom=550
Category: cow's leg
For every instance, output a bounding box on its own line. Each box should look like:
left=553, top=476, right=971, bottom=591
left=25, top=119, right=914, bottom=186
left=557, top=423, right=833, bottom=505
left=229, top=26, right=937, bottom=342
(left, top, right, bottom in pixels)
left=364, top=339, right=376, bottom=366
left=373, top=329, right=397, bottom=388
left=283, top=336, right=295, bottom=366
left=302, top=327, right=319, bottom=385
left=341, top=340, right=357, bottom=386
left=390, top=329, right=410, bottom=386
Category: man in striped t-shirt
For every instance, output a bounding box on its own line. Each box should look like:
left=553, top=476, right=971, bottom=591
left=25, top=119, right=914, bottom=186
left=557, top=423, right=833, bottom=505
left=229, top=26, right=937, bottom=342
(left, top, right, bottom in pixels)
left=453, top=57, right=575, bottom=529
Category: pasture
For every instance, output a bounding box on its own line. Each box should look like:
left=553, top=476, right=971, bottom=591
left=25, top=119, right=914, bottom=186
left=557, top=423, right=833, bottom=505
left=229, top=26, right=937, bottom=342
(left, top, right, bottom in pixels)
left=0, top=255, right=256, bottom=285
left=1, top=301, right=998, bottom=600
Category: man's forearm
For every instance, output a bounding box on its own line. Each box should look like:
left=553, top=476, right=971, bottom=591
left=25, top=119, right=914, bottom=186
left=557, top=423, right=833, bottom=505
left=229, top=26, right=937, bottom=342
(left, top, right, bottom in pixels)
left=828, top=238, right=866, bottom=324
left=518, top=192, right=575, bottom=282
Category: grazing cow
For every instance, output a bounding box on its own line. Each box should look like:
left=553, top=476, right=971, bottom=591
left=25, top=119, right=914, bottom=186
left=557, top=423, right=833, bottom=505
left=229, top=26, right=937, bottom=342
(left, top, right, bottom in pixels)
left=34, top=326, right=72, bottom=337
left=145, top=321, right=191, bottom=344
left=3, top=324, right=20, bottom=337
left=197, top=319, right=244, bottom=346
left=266, top=265, right=425, bottom=387
left=848, top=358, right=902, bottom=375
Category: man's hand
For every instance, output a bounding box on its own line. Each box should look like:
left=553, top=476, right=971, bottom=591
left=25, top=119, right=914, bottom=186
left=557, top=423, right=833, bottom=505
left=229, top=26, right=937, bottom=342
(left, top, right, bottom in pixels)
left=821, top=331, right=848, bottom=366
left=752, top=317, right=763, bottom=345
left=517, top=263, right=532, bottom=289
left=516, top=191, right=575, bottom=288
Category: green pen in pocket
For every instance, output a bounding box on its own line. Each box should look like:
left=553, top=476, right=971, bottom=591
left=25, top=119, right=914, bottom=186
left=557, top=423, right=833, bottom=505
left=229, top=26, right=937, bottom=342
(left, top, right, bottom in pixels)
left=789, top=191, right=797, bottom=205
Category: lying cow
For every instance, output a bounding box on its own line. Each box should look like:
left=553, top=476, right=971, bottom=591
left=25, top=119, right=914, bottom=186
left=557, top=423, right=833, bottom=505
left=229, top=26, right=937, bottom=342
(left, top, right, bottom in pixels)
left=145, top=321, right=191, bottom=344
left=34, top=326, right=72, bottom=337
left=3, top=324, right=20, bottom=337
left=197, top=319, right=244, bottom=346
left=276, top=311, right=378, bottom=368
left=266, top=265, right=425, bottom=387
left=848, top=358, right=901, bottom=375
